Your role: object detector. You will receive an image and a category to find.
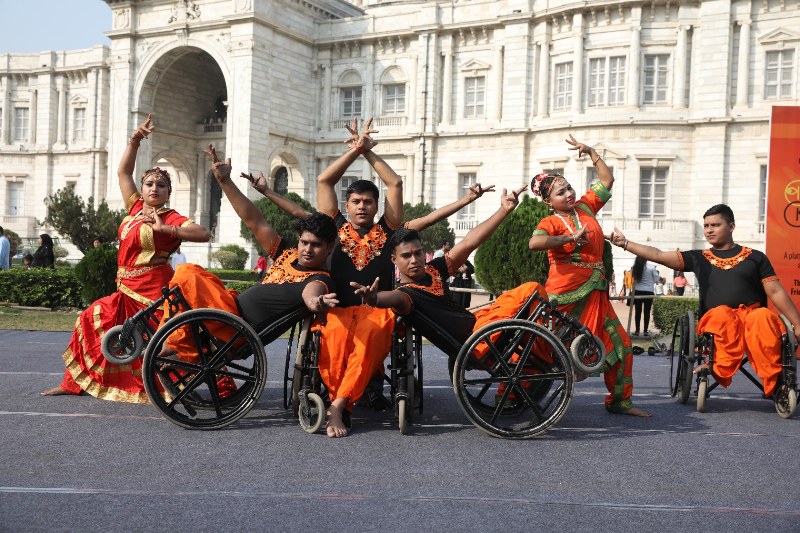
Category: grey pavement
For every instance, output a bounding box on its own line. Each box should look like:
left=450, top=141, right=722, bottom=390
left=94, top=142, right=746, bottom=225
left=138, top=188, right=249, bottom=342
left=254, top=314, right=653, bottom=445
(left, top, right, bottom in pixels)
left=1, top=329, right=798, bottom=532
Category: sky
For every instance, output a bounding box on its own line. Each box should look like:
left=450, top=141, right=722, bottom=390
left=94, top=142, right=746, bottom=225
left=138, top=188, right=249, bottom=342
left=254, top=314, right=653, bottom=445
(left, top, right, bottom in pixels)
left=1, top=0, right=111, bottom=54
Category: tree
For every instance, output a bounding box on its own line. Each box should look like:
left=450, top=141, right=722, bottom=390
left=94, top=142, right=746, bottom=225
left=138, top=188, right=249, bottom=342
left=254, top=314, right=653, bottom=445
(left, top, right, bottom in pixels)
left=474, top=195, right=551, bottom=296
left=73, top=245, right=119, bottom=304
left=402, top=202, right=456, bottom=254
left=241, top=193, right=315, bottom=253
left=42, top=184, right=126, bottom=254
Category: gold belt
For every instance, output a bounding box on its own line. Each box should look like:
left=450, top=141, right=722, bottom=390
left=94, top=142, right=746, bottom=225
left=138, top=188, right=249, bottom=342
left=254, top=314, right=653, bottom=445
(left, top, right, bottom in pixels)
left=556, top=260, right=604, bottom=270
left=116, top=264, right=161, bottom=280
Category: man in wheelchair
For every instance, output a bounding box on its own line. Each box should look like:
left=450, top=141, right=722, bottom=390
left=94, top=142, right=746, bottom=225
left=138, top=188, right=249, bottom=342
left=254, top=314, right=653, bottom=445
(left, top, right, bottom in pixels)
left=607, top=204, right=800, bottom=402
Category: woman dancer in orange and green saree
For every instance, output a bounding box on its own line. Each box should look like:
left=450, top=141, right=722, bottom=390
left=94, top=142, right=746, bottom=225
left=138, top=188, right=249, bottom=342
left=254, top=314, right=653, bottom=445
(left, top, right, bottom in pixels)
left=528, top=135, right=650, bottom=417
left=41, top=114, right=211, bottom=402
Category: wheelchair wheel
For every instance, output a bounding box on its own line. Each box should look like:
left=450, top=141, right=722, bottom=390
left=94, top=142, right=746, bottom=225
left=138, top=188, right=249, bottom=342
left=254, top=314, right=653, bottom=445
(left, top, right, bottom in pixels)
left=282, top=322, right=299, bottom=410
left=298, top=392, right=326, bottom=433
left=398, top=398, right=409, bottom=435
left=569, top=333, right=606, bottom=374
left=452, top=319, right=573, bottom=439
left=774, top=384, right=797, bottom=419
left=669, top=311, right=695, bottom=404
left=101, top=324, right=144, bottom=365
left=696, top=378, right=708, bottom=413
left=290, top=321, right=320, bottom=419
left=141, top=309, right=266, bottom=430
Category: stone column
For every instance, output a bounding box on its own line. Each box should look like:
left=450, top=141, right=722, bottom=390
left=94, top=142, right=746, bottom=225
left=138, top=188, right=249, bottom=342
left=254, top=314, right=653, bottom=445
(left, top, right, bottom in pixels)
left=627, top=25, right=641, bottom=108
left=673, top=25, right=688, bottom=109
left=408, top=55, right=418, bottom=125
left=1, top=76, right=9, bottom=145
left=29, top=89, right=37, bottom=144
left=406, top=153, right=416, bottom=201
left=736, top=20, right=751, bottom=108
left=322, top=62, right=332, bottom=131
left=56, top=79, right=66, bottom=145
left=572, top=14, right=584, bottom=113
left=442, top=46, right=453, bottom=124
left=537, top=38, right=550, bottom=118
left=492, top=45, right=504, bottom=121
left=364, top=43, right=375, bottom=119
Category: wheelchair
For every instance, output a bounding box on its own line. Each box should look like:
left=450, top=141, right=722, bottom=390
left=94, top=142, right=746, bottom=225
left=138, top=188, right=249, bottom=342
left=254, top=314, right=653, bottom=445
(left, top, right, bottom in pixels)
left=101, top=286, right=318, bottom=430
left=668, top=310, right=798, bottom=418
left=450, top=290, right=607, bottom=439
left=282, top=316, right=327, bottom=434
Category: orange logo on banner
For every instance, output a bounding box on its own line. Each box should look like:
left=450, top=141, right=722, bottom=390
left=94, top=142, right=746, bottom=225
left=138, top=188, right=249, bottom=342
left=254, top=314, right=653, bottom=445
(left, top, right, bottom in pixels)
left=785, top=180, right=800, bottom=203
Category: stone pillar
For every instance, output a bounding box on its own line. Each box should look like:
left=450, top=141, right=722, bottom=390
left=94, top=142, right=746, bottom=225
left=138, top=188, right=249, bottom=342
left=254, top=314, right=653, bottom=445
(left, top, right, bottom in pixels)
left=736, top=20, right=751, bottom=108
left=408, top=55, right=418, bottom=125
left=442, top=47, right=453, bottom=124
left=492, top=45, right=504, bottom=121
left=364, top=43, right=375, bottom=119
left=572, top=14, right=584, bottom=113
left=322, top=62, right=332, bottom=131
left=56, top=79, right=66, bottom=145
left=627, top=25, right=641, bottom=109
left=1, top=76, right=9, bottom=145
left=673, top=25, right=688, bottom=109
left=406, top=153, right=416, bottom=201
left=537, top=38, right=550, bottom=118
left=29, top=89, right=37, bottom=144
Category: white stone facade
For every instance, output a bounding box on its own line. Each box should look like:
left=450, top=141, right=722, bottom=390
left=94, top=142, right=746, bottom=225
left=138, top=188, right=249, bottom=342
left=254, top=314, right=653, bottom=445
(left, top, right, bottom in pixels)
left=0, top=0, right=798, bottom=277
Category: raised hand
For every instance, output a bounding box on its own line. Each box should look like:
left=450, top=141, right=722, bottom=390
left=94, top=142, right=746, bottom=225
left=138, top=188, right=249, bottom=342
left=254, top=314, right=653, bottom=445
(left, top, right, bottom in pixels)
left=204, top=143, right=219, bottom=164
left=572, top=226, right=591, bottom=246
left=309, top=292, right=339, bottom=313
left=133, top=113, right=156, bottom=141
left=210, top=159, right=232, bottom=184
left=605, top=227, right=627, bottom=248
left=344, top=117, right=379, bottom=154
left=145, top=210, right=165, bottom=233
left=501, top=185, right=528, bottom=212
left=350, top=277, right=380, bottom=307
left=468, top=183, right=496, bottom=200
left=240, top=171, right=269, bottom=195
left=565, top=133, right=593, bottom=158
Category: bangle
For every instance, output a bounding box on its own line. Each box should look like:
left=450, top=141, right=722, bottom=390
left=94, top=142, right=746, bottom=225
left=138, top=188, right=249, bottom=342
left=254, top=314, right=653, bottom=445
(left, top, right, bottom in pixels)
left=128, top=138, right=140, bottom=147
left=170, top=225, right=178, bottom=239
left=591, top=155, right=601, bottom=165
left=355, top=143, right=367, bottom=155
left=623, top=238, right=629, bottom=251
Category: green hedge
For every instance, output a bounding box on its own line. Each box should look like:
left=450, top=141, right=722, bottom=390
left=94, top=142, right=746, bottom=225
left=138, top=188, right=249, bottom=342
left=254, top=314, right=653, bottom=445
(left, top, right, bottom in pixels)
left=207, top=269, right=258, bottom=282
left=225, top=281, right=258, bottom=293
left=0, top=268, right=84, bottom=308
left=652, top=296, right=699, bottom=333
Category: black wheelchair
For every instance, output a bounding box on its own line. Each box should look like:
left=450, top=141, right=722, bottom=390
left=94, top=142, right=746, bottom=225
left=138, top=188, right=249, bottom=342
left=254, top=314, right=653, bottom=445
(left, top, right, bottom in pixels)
left=101, top=286, right=319, bottom=430
left=443, top=290, right=606, bottom=439
left=669, top=310, right=798, bottom=418
left=282, top=316, right=328, bottom=434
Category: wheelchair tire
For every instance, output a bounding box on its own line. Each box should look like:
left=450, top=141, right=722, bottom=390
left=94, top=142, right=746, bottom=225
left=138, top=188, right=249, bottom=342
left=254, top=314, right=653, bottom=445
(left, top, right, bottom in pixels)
left=569, top=333, right=606, bottom=374
left=283, top=322, right=299, bottom=410
left=676, top=312, right=695, bottom=404
left=101, top=324, right=144, bottom=365
left=775, top=385, right=797, bottom=419
left=696, top=378, right=708, bottom=413
left=299, top=392, right=325, bottom=433
left=398, top=398, right=409, bottom=435
left=142, top=309, right=266, bottom=430
left=452, top=319, right=573, bottom=440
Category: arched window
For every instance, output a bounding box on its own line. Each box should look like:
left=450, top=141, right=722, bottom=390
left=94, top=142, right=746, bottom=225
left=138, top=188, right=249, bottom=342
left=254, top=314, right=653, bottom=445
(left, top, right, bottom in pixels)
left=274, top=166, right=288, bottom=196
left=338, top=71, right=363, bottom=119
left=380, top=68, right=407, bottom=116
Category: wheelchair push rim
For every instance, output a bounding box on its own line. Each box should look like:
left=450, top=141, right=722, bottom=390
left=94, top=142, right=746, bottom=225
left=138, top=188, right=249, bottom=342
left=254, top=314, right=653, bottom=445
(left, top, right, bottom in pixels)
left=452, top=319, right=574, bottom=440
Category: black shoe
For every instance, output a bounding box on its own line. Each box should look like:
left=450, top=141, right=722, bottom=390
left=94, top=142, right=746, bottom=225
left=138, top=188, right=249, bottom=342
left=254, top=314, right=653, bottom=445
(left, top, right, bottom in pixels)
left=342, top=409, right=352, bottom=430
left=365, top=389, right=390, bottom=412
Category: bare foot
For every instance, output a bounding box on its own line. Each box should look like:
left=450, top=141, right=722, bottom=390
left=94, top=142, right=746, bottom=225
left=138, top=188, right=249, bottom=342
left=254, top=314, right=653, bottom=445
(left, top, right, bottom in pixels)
left=621, top=406, right=652, bottom=417
left=40, top=386, right=71, bottom=396
left=326, top=399, right=349, bottom=438
left=574, top=372, right=589, bottom=383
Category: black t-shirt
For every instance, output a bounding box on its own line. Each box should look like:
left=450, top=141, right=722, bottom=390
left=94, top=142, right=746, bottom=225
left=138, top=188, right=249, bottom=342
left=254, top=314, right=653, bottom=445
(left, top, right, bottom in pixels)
left=331, top=212, right=397, bottom=308
left=236, top=239, right=331, bottom=341
left=679, top=245, right=777, bottom=317
left=396, top=256, right=476, bottom=357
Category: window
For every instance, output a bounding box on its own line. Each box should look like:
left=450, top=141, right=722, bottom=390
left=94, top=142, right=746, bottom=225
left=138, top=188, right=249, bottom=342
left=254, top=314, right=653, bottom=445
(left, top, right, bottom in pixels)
left=338, top=175, right=358, bottom=215
left=464, top=76, right=485, bottom=118
left=340, top=87, right=362, bottom=119
left=765, top=50, right=794, bottom=100
left=73, top=108, right=86, bottom=141
left=274, top=167, right=288, bottom=197
left=7, top=182, right=23, bottom=216
left=13, top=107, right=29, bottom=141
left=588, top=57, right=626, bottom=107
left=639, top=167, right=667, bottom=218
left=554, top=62, right=573, bottom=110
left=759, top=164, right=767, bottom=222
left=458, top=173, right=477, bottom=220
left=587, top=166, right=613, bottom=213
left=383, top=84, right=406, bottom=115
left=643, top=54, right=669, bottom=104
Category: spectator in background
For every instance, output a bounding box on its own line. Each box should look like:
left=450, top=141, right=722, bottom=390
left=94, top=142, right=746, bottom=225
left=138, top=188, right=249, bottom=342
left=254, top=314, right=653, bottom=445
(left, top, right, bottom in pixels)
left=451, top=258, right=475, bottom=308
left=23, top=253, right=34, bottom=269
left=654, top=276, right=665, bottom=296
left=673, top=271, right=688, bottom=296
left=631, top=256, right=659, bottom=337
left=253, top=250, right=268, bottom=282
left=170, top=246, right=187, bottom=269
left=0, top=227, right=9, bottom=269
left=93, top=237, right=104, bottom=248
left=32, top=234, right=55, bottom=269
left=623, top=269, right=634, bottom=297
left=433, top=239, right=451, bottom=259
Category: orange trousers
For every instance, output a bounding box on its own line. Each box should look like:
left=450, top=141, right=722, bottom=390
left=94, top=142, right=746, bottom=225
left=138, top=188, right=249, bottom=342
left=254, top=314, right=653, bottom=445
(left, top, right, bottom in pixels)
left=697, top=305, right=785, bottom=397
left=317, top=305, right=394, bottom=411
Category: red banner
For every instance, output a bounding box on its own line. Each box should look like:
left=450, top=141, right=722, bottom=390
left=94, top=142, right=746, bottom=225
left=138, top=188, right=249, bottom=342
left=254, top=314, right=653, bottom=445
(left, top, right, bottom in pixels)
left=765, top=106, right=800, bottom=312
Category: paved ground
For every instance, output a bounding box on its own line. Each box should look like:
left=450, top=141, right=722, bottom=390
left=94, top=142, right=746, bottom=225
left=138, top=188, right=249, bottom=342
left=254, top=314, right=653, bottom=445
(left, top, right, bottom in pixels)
left=1, top=328, right=798, bottom=532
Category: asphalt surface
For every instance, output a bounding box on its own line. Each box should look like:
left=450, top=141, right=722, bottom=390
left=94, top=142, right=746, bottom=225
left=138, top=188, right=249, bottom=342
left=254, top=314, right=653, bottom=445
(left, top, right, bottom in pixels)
left=1, top=329, right=798, bottom=532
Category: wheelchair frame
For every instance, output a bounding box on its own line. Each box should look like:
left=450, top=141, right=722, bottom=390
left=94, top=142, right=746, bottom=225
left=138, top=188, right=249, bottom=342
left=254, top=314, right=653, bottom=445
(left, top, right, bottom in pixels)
left=668, top=310, right=798, bottom=418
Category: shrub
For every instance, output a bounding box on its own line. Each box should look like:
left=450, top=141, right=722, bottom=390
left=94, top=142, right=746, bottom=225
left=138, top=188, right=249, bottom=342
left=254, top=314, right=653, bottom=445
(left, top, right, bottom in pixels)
left=209, top=244, right=249, bottom=270
left=0, top=268, right=83, bottom=308
left=73, top=245, right=119, bottom=305
left=652, top=296, right=700, bottom=333
left=3, top=229, right=21, bottom=257
left=225, top=280, right=258, bottom=293
left=53, top=245, right=70, bottom=259
left=403, top=202, right=456, bottom=254
left=207, top=269, right=258, bottom=282
left=474, top=195, right=551, bottom=296
left=243, top=193, right=315, bottom=252
left=42, top=183, right=125, bottom=253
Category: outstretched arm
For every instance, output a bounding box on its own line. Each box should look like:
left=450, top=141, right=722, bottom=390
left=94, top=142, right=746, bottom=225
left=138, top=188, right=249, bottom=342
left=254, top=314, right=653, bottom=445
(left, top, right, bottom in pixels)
left=567, top=134, right=613, bottom=191
left=448, top=185, right=527, bottom=270
left=302, top=280, right=339, bottom=314
left=350, top=277, right=411, bottom=315
left=205, top=145, right=280, bottom=253
left=605, top=228, right=683, bottom=271
left=118, top=113, right=155, bottom=203
left=405, top=183, right=496, bottom=231
left=764, top=281, right=800, bottom=342
left=242, top=171, right=311, bottom=219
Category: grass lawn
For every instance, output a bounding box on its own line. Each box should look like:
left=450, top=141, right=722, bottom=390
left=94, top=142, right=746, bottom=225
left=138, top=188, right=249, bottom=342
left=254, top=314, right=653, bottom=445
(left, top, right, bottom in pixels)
left=0, top=306, right=80, bottom=332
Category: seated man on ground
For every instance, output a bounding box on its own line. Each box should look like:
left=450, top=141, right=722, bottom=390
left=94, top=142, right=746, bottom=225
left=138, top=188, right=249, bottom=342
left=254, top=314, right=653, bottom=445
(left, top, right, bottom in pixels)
left=607, top=203, right=800, bottom=399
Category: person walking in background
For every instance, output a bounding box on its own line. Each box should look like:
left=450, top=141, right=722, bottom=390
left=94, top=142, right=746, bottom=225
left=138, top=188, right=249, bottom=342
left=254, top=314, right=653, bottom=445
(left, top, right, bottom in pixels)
left=22, top=253, right=34, bottom=269
left=0, top=227, right=10, bottom=269
left=631, top=256, right=659, bottom=337
left=673, top=271, right=688, bottom=296
left=92, top=237, right=104, bottom=248
left=451, top=258, right=475, bottom=308
left=433, top=239, right=450, bottom=259
left=32, top=234, right=56, bottom=269
left=170, top=246, right=187, bottom=269
left=253, top=251, right=268, bottom=282
left=623, top=269, right=634, bottom=297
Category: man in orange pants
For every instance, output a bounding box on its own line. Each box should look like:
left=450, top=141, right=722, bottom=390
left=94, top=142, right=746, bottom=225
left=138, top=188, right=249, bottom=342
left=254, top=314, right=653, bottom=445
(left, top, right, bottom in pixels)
left=607, top=204, right=800, bottom=399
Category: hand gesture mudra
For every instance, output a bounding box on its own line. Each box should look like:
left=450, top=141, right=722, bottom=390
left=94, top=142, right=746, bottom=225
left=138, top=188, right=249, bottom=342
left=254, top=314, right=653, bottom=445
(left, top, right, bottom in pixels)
left=133, top=113, right=156, bottom=141
left=349, top=277, right=380, bottom=307
left=604, top=227, right=627, bottom=248
left=501, top=185, right=528, bottom=212
left=145, top=210, right=165, bottom=233
left=565, top=134, right=593, bottom=158
left=468, top=183, right=496, bottom=200
left=241, top=171, right=269, bottom=195
left=572, top=226, right=591, bottom=246
left=344, top=117, right=379, bottom=154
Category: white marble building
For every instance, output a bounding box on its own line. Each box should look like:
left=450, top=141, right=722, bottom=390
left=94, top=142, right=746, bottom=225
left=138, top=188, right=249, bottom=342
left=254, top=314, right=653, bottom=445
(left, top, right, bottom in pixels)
left=0, top=0, right=798, bottom=278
